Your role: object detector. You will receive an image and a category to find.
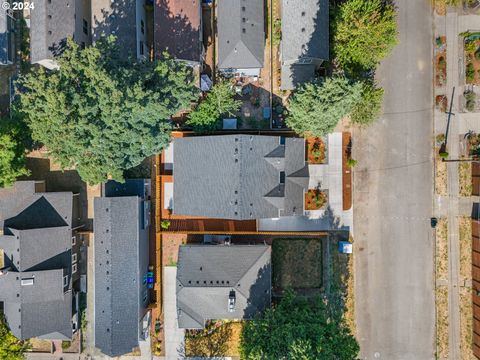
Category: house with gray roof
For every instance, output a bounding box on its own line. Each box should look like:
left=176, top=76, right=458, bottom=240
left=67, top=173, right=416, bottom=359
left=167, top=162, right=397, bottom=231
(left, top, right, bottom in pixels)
left=91, top=0, right=147, bottom=60
left=176, top=245, right=271, bottom=329
left=172, top=135, right=308, bottom=220
left=217, top=0, right=264, bottom=76
left=0, top=5, right=15, bottom=66
left=0, top=181, right=82, bottom=340
left=93, top=179, right=151, bottom=357
left=30, top=0, right=92, bottom=69
left=280, top=0, right=329, bottom=89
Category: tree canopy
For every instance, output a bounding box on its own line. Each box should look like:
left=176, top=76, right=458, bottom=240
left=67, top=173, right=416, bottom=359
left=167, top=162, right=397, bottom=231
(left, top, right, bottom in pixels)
left=240, top=291, right=359, bottom=360
left=17, top=37, right=197, bottom=185
left=0, top=314, right=30, bottom=360
left=186, top=80, right=241, bottom=131
left=286, top=77, right=362, bottom=137
left=333, top=0, right=398, bottom=71
left=350, top=80, right=384, bottom=126
left=0, top=112, right=30, bottom=188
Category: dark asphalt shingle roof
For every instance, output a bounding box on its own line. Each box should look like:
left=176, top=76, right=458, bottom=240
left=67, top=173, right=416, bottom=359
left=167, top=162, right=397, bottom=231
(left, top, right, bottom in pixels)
left=176, top=245, right=271, bottom=329
left=217, top=0, right=264, bottom=69
left=94, top=189, right=149, bottom=357
left=154, top=0, right=202, bottom=62
left=280, top=0, right=329, bottom=89
left=0, top=181, right=73, bottom=341
left=173, top=135, right=308, bottom=219
left=30, top=0, right=76, bottom=64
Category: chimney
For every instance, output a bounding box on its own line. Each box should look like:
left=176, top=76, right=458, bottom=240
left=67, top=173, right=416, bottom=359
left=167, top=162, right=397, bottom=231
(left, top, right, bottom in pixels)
left=228, top=290, right=236, bottom=312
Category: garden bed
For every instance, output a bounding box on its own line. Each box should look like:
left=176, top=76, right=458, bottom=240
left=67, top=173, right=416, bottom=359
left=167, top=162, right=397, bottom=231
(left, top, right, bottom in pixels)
left=304, top=189, right=328, bottom=210
left=435, top=52, right=447, bottom=87
left=306, top=137, right=327, bottom=164
left=436, top=94, right=448, bottom=112
left=272, top=238, right=323, bottom=290
left=464, top=37, right=480, bottom=85
left=435, top=144, right=448, bottom=195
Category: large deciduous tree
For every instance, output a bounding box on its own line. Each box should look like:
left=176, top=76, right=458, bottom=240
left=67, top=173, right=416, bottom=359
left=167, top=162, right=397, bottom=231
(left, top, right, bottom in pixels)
left=0, top=112, right=30, bottom=188
left=333, top=0, right=398, bottom=71
left=187, top=80, right=241, bottom=131
left=0, top=314, right=30, bottom=359
left=286, top=77, right=362, bottom=137
left=17, top=37, right=197, bottom=185
left=240, top=291, right=359, bottom=360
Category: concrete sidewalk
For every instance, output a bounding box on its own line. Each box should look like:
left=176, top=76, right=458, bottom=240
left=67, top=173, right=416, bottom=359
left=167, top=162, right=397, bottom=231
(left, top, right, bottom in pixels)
left=163, top=267, right=185, bottom=360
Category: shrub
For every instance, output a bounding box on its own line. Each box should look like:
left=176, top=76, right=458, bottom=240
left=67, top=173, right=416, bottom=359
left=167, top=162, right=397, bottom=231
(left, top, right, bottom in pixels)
left=466, top=63, right=475, bottom=83
left=439, top=151, right=449, bottom=159
left=465, top=40, right=477, bottom=54
left=346, top=158, right=357, bottom=168
left=436, top=37, right=443, bottom=48
left=475, top=50, right=480, bottom=61
left=465, top=91, right=476, bottom=112
left=61, top=341, right=71, bottom=350
left=438, top=56, right=446, bottom=68
left=436, top=133, right=446, bottom=145
left=160, top=220, right=171, bottom=230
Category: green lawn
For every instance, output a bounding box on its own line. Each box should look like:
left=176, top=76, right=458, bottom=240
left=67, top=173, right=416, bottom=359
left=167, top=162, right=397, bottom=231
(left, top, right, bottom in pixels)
left=272, top=238, right=323, bottom=289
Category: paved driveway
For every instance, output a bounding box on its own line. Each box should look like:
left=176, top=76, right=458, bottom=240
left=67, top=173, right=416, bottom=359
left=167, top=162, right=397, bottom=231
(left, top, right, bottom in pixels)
left=163, top=266, right=185, bottom=359
left=353, top=0, right=435, bottom=359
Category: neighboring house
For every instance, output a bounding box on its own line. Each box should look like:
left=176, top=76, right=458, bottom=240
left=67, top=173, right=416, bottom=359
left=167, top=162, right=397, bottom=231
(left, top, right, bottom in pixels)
left=0, top=5, right=15, bottom=66
left=0, top=181, right=82, bottom=340
left=154, top=0, right=203, bottom=65
left=30, top=0, right=92, bottom=69
left=93, top=179, right=151, bottom=357
left=176, top=244, right=271, bottom=329
left=172, top=135, right=308, bottom=220
left=217, top=0, right=264, bottom=76
left=91, top=0, right=147, bottom=60
left=280, top=0, right=329, bottom=90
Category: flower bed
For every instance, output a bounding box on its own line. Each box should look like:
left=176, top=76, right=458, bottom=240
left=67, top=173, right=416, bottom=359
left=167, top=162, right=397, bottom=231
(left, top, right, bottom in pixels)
left=306, top=137, right=327, bottom=164
left=464, top=37, right=480, bottom=85
left=304, top=189, right=328, bottom=210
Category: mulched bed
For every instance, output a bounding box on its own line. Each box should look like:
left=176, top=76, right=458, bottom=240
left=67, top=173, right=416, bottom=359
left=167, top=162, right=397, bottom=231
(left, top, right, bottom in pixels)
left=306, top=137, right=327, bottom=164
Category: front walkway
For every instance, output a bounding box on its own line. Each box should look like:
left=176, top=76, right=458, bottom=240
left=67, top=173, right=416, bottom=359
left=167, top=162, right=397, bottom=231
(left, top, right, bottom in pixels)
left=163, top=266, right=185, bottom=360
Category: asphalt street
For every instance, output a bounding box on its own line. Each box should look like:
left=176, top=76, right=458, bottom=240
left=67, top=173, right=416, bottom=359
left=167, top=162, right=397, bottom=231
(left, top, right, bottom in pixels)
left=353, top=0, right=435, bottom=359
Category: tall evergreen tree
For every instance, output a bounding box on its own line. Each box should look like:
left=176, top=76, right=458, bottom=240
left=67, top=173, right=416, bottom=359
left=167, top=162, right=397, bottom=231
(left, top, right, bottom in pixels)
left=17, top=37, right=197, bottom=184
left=286, top=77, right=362, bottom=137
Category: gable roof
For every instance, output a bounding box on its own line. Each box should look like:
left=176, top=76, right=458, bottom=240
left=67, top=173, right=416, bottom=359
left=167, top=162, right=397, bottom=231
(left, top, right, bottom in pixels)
left=217, top=0, right=264, bottom=69
left=176, top=245, right=271, bottom=329
left=281, top=0, right=329, bottom=63
left=30, top=0, right=76, bottom=64
left=173, top=135, right=308, bottom=220
left=154, top=0, right=202, bottom=62
left=94, top=182, right=149, bottom=357
left=0, top=181, right=73, bottom=341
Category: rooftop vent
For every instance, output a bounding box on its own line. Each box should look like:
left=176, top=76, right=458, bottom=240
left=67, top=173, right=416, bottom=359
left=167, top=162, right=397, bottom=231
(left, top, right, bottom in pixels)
left=21, top=278, right=34, bottom=286
left=228, top=290, right=236, bottom=312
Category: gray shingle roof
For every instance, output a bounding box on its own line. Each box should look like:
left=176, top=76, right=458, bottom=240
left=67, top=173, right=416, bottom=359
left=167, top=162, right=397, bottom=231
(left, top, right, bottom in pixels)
left=176, top=245, right=271, bottom=329
left=217, top=0, right=264, bottom=69
left=30, top=0, right=77, bottom=64
left=94, top=182, right=149, bottom=357
left=173, top=135, right=308, bottom=220
left=280, top=0, right=329, bottom=90
left=0, top=181, right=74, bottom=341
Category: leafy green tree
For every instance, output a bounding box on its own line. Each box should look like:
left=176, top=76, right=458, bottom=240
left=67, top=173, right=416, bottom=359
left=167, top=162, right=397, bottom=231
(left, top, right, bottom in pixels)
left=0, top=313, right=30, bottom=359
left=17, top=37, right=197, bottom=185
left=350, top=80, right=384, bottom=126
left=333, top=0, right=398, bottom=71
left=286, top=77, right=362, bottom=137
left=187, top=80, right=241, bottom=131
left=0, top=111, right=30, bottom=188
left=240, top=291, right=359, bottom=360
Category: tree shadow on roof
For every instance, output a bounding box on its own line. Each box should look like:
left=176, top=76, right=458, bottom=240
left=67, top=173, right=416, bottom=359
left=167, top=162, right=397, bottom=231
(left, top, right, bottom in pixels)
left=154, top=0, right=202, bottom=62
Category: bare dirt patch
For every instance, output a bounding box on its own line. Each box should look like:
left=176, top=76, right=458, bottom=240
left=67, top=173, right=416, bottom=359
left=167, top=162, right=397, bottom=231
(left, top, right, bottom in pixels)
left=459, top=162, right=473, bottom=196
left=185, top=321, right=242, bottom=358
left=436, top=218, right=449, bottom=281
left=459, top=216, right=473, bottom=282
left=435, top=146, right=448, bottom=195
